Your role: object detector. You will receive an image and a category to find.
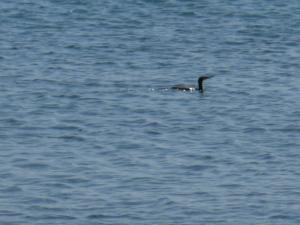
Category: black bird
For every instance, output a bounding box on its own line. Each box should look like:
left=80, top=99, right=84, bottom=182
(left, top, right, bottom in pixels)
left=171, top=76, right=211, bottom=92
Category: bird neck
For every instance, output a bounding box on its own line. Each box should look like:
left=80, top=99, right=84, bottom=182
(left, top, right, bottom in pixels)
left=198, top=80, right=203, bottom=92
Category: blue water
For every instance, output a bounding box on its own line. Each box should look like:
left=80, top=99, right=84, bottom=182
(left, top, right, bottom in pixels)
left=1, top=1, right=300, bottom=224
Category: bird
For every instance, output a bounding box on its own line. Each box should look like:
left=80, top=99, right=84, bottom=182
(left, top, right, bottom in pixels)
left=171, top=76, right=212, bottom=92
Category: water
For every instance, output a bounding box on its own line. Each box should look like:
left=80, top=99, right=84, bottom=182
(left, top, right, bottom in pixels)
left=1, top=0, right=300, bottom=224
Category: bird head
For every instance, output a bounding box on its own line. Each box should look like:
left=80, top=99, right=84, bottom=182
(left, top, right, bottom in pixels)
left=198, top=76, right=211, bottom=82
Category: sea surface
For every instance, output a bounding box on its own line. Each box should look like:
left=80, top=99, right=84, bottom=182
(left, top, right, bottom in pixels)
left=0, top=0, right=300, bottom=224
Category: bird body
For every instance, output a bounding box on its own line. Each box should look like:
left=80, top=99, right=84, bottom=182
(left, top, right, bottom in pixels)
left=171, top=76, right=211, bottom=92
left=171, top=84, right=197, bottom=91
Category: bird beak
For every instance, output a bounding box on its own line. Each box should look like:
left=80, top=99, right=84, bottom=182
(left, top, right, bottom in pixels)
left=203, top=76, right=213, bottom=80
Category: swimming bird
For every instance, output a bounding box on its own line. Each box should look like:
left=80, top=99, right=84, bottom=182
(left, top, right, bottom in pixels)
left=171, top=76, right=211, bottom=92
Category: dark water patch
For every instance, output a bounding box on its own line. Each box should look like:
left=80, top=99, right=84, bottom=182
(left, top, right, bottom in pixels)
left=54, top=93, right=81, bottom=99
left=64, top=177, right=90, bottom=185
left=25, top=214, right=77, bottom=221
left=269, top=214, right=299, bottom=220
left=218, top=183, right=244, bottom=189
left=0, top=172, right=15, bottom=179
left=272, top=125, right=300, bottom=133
left=48, top=135, right=86, bottom=142
left=243, top=127, right=267, bottom=134
left=87, top=214, right=126, bottom=219
left=183, top=154, right=214, bottom=161
left=50, top=125, right=83, bottom=132
left=0, top=186, right=22, bottom=193
left=27, top=197, right=57, bottom=205
left=65, top=44, right=82, bottom=50
left=15, top=163, right=50, bottom=170
left=0, top=210, right=23, bottom=217
left=181, top=164, right=215, bottom=172
left=145, top=129, right=162, bottom=135
left=42, top=182, right=73, bottom=189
